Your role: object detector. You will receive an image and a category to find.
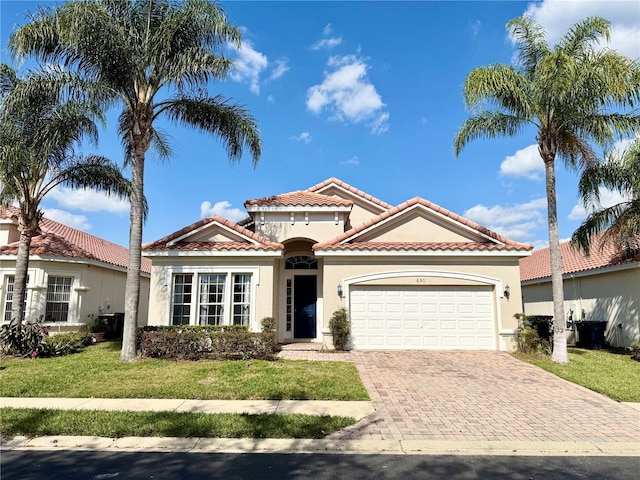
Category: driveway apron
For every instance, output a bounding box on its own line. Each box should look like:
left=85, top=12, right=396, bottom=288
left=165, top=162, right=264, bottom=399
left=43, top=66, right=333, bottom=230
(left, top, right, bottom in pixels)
left=279, top=350, right=639, bottom=442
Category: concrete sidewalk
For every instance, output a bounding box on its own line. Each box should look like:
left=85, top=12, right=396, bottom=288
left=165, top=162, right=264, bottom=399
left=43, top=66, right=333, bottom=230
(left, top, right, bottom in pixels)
left=0, top=397, right=374, bottom=420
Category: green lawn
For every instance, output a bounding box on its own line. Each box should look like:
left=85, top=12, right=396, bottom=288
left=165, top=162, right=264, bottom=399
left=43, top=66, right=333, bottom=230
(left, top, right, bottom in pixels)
left=0, top=341, right=369, bottom=401
left=0, top=408, right=355, bottom=439
left=516, top=348, right=640, bottom=402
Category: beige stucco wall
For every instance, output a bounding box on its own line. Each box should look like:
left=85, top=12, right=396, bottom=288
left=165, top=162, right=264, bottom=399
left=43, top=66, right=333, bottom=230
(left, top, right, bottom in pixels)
left=359, top=211, right=485, bottom=243
left=253, top=212, right=347, bottom=244
left=0, top=258, right=149, bottom=329
left=146, top=255, right=276, bottom=331
left=522, top=265, right=640, bottom=348
left=319, top=255, right=524, bottom=351
left=0, top=221, right=20, bottom=246
left=312, top=185, right=387, bottom=230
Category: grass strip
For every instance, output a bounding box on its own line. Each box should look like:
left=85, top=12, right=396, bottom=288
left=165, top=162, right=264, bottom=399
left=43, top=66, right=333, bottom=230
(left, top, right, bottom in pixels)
left=0, top=408, right=355, bottom=439
left=515, top=348, right=640, bottom=402
left=0, top=341, right=369, bottom=401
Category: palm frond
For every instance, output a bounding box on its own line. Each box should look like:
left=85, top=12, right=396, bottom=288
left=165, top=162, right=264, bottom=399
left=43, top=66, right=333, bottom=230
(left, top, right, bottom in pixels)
left=506, top=16, right=550, bottom=77
left=463, top=64, right=532, bottom=117
left=158, top=94, right=261, bottom=163
left=558, top=16, right=610, bottom=58
left=453, top=111, right=527, bottom=156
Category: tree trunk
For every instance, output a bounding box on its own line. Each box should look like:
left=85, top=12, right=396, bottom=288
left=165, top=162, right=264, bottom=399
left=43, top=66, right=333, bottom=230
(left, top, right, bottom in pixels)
left=120, top=151, right=145, bottom=362
left=543, top=156, right=569, bottom=364
left=11, top=231, right=32, bottom=326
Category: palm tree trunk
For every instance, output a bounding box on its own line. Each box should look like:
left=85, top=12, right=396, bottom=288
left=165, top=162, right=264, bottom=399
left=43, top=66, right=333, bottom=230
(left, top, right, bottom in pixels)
left=120, top=151, right=145, bottom=362
left=11, top=231, right=32, bottom=326
left=543, top=157, right=568, bottom=363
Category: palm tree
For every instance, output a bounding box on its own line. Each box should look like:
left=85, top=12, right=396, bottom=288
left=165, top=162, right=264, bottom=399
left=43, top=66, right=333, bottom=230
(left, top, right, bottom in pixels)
left=572, top=139, right=640, bottom=257
left=0, top=63, right=132, bottom=326
left=9, top=0, right=262, bottom=361
left=454, top=16, right=640, bottom=363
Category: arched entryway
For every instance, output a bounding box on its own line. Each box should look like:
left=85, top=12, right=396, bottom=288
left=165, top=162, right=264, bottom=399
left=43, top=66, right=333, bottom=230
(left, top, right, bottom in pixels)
left=282, top=239, right=319, bottom=341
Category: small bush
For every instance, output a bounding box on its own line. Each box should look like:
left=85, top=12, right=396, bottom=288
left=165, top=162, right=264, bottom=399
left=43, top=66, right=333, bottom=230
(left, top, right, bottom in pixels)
left=43, top=332, right=93, bottom=357
left=0, top=322, right=50, bottom=358
left=139, top=329, right=277, bottom=361
left=515, top=313, right=554, bottom=355
left=329, top=308, right=350, bottom=351
left=261, top=317, right=276, bottom=333
left=631, top=343, right=640, bottom=362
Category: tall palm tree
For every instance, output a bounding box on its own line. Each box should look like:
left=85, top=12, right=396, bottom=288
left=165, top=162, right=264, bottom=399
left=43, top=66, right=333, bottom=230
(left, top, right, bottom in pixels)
left=454, top=16, right=640, bottom=363
left=0, top=63, right=132, bottom=327
left=572, top=139, right=640, bottom=257
left=9, top=0, right=262, bottom=361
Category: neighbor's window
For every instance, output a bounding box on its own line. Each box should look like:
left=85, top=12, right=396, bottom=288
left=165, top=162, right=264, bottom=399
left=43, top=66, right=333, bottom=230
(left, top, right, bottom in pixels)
left=198, top=274, right=226, bottom=325
left=45, top=276, right=72, bottom=322
left=3, top=275, right=28, bottom=323
left=232, top=274, right=252, bottom=326
left=171, top=273, right=193, bottom=325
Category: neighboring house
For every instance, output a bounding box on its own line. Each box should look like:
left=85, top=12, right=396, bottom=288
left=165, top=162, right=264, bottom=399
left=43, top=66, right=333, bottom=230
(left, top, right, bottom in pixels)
left=144, top=178, right=533, bottom=351
left=0, top=206, right=151, bottom=332
left=520, top=238, right=640, bottom=348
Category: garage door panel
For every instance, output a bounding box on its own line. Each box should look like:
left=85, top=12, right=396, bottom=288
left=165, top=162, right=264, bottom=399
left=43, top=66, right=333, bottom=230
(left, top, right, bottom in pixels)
left=350, top=285, right=496, bottom=350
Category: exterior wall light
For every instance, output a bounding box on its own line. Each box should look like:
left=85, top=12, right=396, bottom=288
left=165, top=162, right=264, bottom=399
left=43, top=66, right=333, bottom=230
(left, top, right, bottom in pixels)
left=337, top=284, right=343, bottom=299
left=504, top=284, right=510, bottom=301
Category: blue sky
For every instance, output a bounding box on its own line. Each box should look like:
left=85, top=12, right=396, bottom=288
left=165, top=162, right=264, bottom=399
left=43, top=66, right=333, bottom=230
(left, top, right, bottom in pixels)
left=1, top=0, right=638, bottom=250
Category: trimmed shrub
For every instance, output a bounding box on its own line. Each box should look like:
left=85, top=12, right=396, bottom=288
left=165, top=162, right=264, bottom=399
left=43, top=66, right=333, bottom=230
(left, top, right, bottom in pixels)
left=139, top=329, right=277, bottom=361
left=329, top=308, right=350, bottom=351
left=261, top=317, right=276, bottom=333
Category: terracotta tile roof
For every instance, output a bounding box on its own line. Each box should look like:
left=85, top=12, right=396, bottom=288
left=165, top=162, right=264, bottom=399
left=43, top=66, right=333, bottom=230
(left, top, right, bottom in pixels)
left=0, top=206, right=152, bottom=274
left=142, top=215, right=283, bottom=252
left=244, top=190, right=353, bottom=208
left=314, top=197, right=533, bottom=251
left=306, top=177, right=393, bottom=210
left=520, top=236, right=640, bottom=282
left=319, top=242, right=530, bottom=252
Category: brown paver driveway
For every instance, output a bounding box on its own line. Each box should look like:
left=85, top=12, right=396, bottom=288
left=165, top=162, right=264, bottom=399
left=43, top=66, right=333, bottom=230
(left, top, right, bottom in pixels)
left=279, top=349, right=639, bottom=442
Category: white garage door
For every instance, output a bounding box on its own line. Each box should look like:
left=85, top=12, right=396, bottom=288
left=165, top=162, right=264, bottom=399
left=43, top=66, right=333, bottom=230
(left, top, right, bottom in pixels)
left=350, top=285, right=496, bottom=350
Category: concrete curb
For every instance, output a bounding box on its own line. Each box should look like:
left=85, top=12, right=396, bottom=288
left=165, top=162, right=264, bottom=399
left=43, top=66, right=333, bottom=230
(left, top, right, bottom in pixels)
left=2, top=436, right=639, bottom=456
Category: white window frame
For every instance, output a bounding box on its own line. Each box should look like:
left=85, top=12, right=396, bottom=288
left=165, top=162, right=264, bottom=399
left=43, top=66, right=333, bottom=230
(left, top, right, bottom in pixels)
left=167, top=266, right=259, bottom=329
left=42, top=271, right=81, bottom=324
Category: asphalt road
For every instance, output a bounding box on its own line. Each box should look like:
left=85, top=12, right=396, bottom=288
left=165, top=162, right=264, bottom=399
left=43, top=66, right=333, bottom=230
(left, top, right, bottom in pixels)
left=2, top=451, right=639, bottom=480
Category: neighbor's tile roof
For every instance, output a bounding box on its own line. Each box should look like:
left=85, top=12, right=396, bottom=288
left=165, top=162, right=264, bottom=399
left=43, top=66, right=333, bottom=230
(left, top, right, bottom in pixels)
left=520, top=236, right=640, bottom=282
left=142, top=215, right=283, bottom=252
left=314, top=197, right=533, bottom=251
left=0, top=206, right=152, bottom=274
left=306, top=177, right=393, bottom=210
left=244, top=190, right=353, bottom=208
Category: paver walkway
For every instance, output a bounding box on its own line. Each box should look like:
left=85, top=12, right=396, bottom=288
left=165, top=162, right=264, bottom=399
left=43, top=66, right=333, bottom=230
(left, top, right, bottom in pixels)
left=279, top=349, right=640, bottom=443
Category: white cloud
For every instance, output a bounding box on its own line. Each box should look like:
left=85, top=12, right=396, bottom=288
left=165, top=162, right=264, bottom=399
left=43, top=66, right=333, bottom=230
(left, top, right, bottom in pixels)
left=43, top=209, right=91, bottom=230
left=267, top=95, right=275, bottom=103
left=522, top=0, right=640, bottom=59
left=568, top=187, right=630, bottom=221
left=229, top=40, right=268, bottom=94
left=341, top=156, right=360, bottom=166
left=269, top=59, right=290, bottom=81
left=200, top=200, right=246, bottom=223
left=463, top=197, right=547, bottom=242
left=290, top=131, right=312, bottom=144
left=323, top=23, right=333, bottom=36
left=499, top=144, right=543, bottom=180
left=311, top=37, right=343, bottom=50
left=469, top=19, right=481, bottom=36
left=306, top=54, right=389, bottom=134
left=47, top=187, right=129, bottom=213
